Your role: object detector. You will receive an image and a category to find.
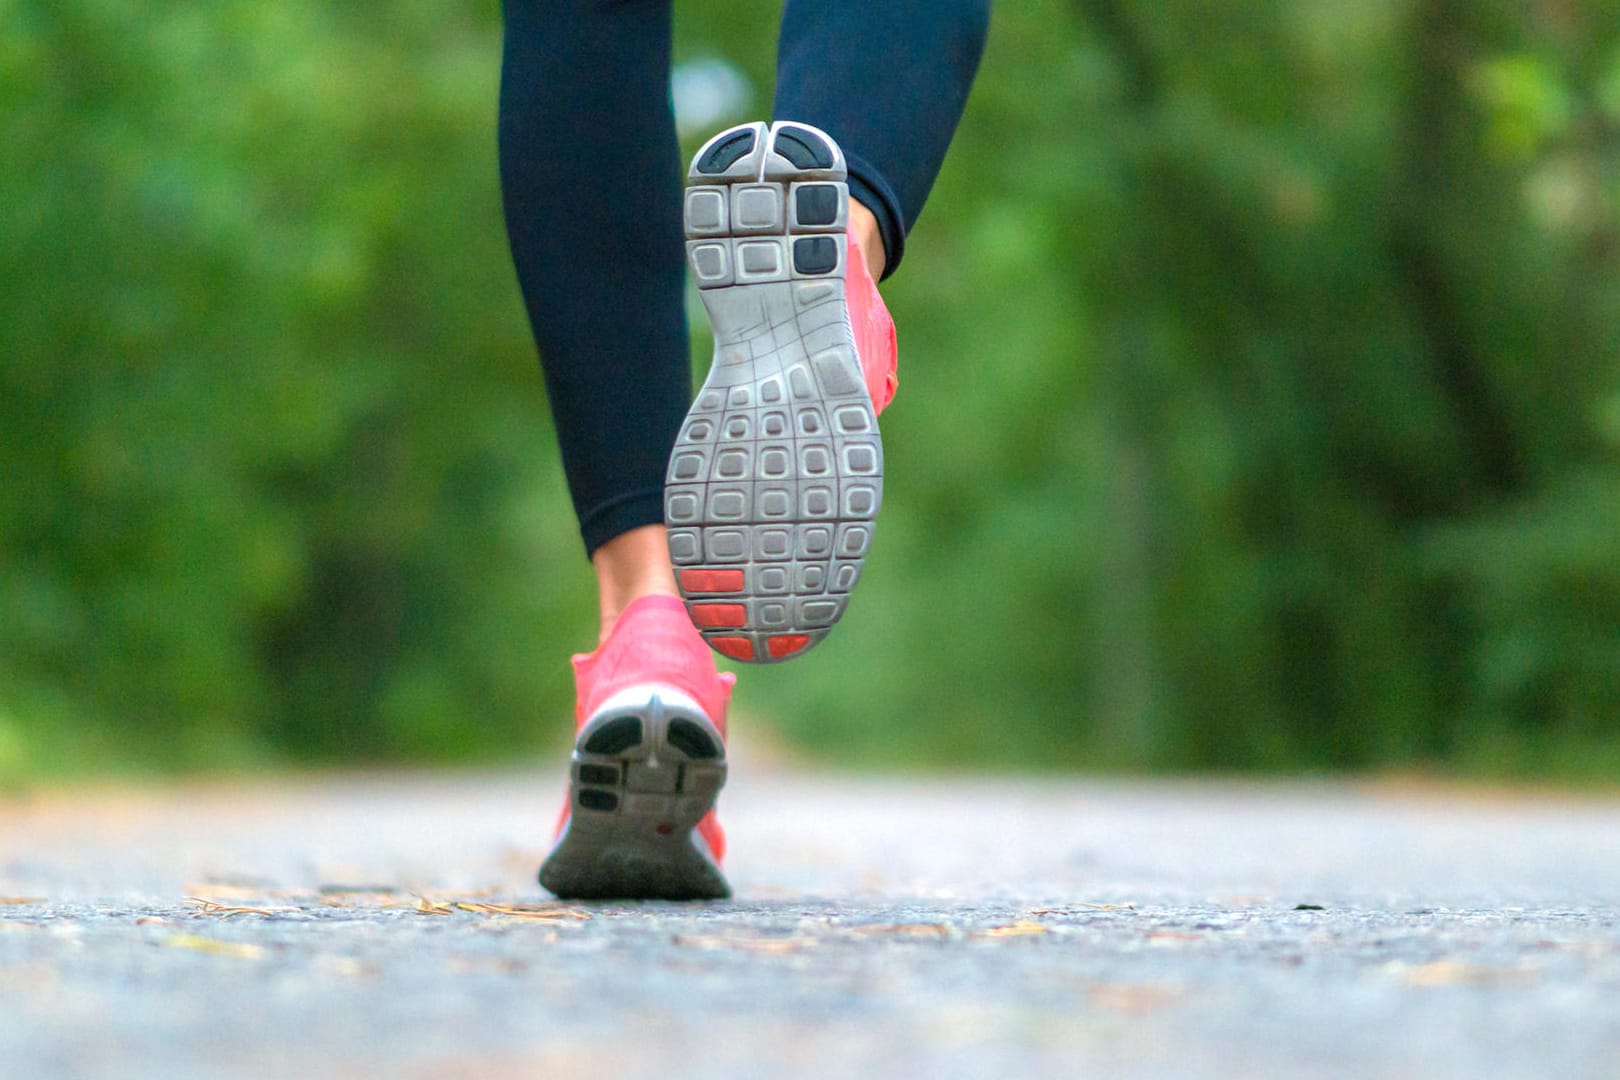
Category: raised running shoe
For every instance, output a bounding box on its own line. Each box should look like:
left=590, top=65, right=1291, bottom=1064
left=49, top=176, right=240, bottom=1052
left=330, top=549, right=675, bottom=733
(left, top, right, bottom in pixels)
left=538, top=594, right=733, bottom=901
left=666, top=120, right=897, bottom=665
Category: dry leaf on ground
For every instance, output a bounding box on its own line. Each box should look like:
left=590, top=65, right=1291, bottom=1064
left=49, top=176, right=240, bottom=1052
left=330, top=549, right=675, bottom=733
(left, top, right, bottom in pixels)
left=186, top=897, right=298, bottom=918
left=978, top=920, right=1049, bottom=939
left=413, top=897, right=455, bottom=915
left=455, top=902, right=592, bottom=921
left=161, top=934, right=266, bottom=960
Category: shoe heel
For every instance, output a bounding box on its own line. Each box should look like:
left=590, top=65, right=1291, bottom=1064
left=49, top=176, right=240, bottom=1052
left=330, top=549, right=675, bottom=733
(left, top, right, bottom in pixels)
left=540, top=686, right=730, bottom=901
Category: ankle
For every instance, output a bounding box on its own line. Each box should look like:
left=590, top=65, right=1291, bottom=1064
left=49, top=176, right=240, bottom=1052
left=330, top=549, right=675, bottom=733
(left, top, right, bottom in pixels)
left=591, top=524, right=680, bottom=643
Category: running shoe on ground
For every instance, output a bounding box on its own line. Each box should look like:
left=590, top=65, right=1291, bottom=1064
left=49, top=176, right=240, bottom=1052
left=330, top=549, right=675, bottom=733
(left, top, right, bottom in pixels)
left=538, top=594, right=734, bottom=901
left=666, top=120, right=897, bottom=665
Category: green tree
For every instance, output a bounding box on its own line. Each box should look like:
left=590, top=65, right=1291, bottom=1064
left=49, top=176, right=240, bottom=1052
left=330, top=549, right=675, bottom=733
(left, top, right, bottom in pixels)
left=3, top=0, right=1618, bottom=782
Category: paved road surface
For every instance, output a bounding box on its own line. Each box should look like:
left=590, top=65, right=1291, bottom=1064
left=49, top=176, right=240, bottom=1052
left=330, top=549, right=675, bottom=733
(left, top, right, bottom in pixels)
left=2, top=744, right=1617, bottom=1079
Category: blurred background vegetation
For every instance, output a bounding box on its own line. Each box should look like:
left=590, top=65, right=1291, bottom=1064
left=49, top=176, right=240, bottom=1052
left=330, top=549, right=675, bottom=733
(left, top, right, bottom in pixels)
left=4, top=0, right=1619, bottom=783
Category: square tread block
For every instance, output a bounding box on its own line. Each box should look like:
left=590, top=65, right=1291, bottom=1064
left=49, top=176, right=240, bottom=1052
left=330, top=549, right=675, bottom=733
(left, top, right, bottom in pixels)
left=712, top=446, right=753, bottom=481
left=703, top=528, right=750, bottom=563
left=667, top=528, right=702, bottom=565
left=791, top=234, right=846, bottom=280
left=839, top=479, right=880, bottom=519
left=758, top=601, right=793, bottom=629
left=707, top=486, right=751, bottom=522
left=790, top=182, right=846, bottom=231
left=799, top=441, right=834, bottom=476
left=687, top=241, right=732, bottom=288
left=834, top=404, right=873, bottom=434
left=795, top=563, right=827, bottom=592
left=760, top=409, right=790, bottom=438
left=685, top=187, right=729, bottom=234
left=752, top=527, right=794, bottom=562
left=735, top=239, right=788, bottom=283
left=732, top=184, right=784, bottom=232
left=842, top=438, right=882, bottom=476
left=755, top=483, right=795, bottom=520
left=681, top=417, right=716, bottom=443
left=669, top=450, right=708, bottom=482
left=757, top=446, right=793, bottom=479
left=666, top=485, right=705, bottom=525
left=796, top=525, right=835, bottom=559
left=800, top=485, right=837, bottom=520
left=755, top=566, right=792, bottom=595
left=796, top=408, right=828, bottom=437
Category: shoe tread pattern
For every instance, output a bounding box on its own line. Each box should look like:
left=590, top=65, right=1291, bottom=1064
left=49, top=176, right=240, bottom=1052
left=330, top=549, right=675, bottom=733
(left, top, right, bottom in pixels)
left=539, top=694, right=729, bottom=901
left=670, top=122, right=882, bottom=664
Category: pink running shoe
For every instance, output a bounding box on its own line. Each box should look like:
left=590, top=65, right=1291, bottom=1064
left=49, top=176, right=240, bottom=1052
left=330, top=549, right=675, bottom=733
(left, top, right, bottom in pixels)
left=666, top=120, right=897, bottom=665
left=538, top=595, right=734, bottom=900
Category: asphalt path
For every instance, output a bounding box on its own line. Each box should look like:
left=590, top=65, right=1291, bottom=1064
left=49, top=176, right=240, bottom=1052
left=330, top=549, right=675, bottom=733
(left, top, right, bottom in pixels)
left=2, top=743, right=1617, bottom=1079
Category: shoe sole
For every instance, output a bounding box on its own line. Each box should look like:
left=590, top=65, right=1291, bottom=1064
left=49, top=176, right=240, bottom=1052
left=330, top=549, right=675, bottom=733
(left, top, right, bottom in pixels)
left=538, top=686, right=730, bottom=901
left=666, top=121, right=883, bottom=665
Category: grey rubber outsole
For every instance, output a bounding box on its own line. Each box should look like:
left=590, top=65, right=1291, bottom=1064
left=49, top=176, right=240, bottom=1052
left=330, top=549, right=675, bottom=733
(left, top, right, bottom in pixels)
left=538, top=686, right=729, bottom=901
left=666, top=120, right=883, bottom=665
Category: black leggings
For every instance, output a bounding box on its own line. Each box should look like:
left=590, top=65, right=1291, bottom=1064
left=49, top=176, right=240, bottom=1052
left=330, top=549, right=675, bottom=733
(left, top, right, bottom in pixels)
left=499, top=0, right=990, bottom=556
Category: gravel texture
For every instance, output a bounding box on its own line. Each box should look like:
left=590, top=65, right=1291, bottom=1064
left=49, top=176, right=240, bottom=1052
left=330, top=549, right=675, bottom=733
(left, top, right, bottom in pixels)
left=2, top=748, right=1617, bottom=1079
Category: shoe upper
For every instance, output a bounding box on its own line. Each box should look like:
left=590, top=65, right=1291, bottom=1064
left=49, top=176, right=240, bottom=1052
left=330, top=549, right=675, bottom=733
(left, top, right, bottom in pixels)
left=846, top=224, right=898, bottom=416
left=571, top=594, right=735, bottom=734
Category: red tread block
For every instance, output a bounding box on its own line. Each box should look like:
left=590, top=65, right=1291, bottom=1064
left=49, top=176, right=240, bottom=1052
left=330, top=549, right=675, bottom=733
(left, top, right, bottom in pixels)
left=710, top=636, right=755, bottom=661
left=767, top=634, right=811, bottom=659
left=690, top=603, right=748, bottom=629
left=679, top=569, right=746, bottom=594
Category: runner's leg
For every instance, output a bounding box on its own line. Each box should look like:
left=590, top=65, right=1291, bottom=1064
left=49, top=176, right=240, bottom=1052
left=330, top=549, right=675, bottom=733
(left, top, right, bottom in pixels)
left=773, top=0, right=991, bottom=277
left=499, top=0, right=687, bottom=637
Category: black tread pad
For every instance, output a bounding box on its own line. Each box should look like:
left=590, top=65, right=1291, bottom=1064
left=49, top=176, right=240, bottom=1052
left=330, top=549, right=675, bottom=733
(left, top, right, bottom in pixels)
left=582, top=715, right=643, bottom=755
left=577, top=789, right=619, bottom=812
left=666, top=718, right=721, bottom=760
left=774, top=126, right=834, bottom=169
left=578, top=764, right=620, bottom=785
left=796, top=184, right=840, bottom=226
left=793, top=236, right=838, bottom=275
left=697, top=129, right=756, bottom=174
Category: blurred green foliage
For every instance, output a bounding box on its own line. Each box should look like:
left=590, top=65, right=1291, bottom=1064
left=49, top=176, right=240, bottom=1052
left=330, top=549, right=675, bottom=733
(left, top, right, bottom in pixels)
left=3, top=0, right=1619, bottom=781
